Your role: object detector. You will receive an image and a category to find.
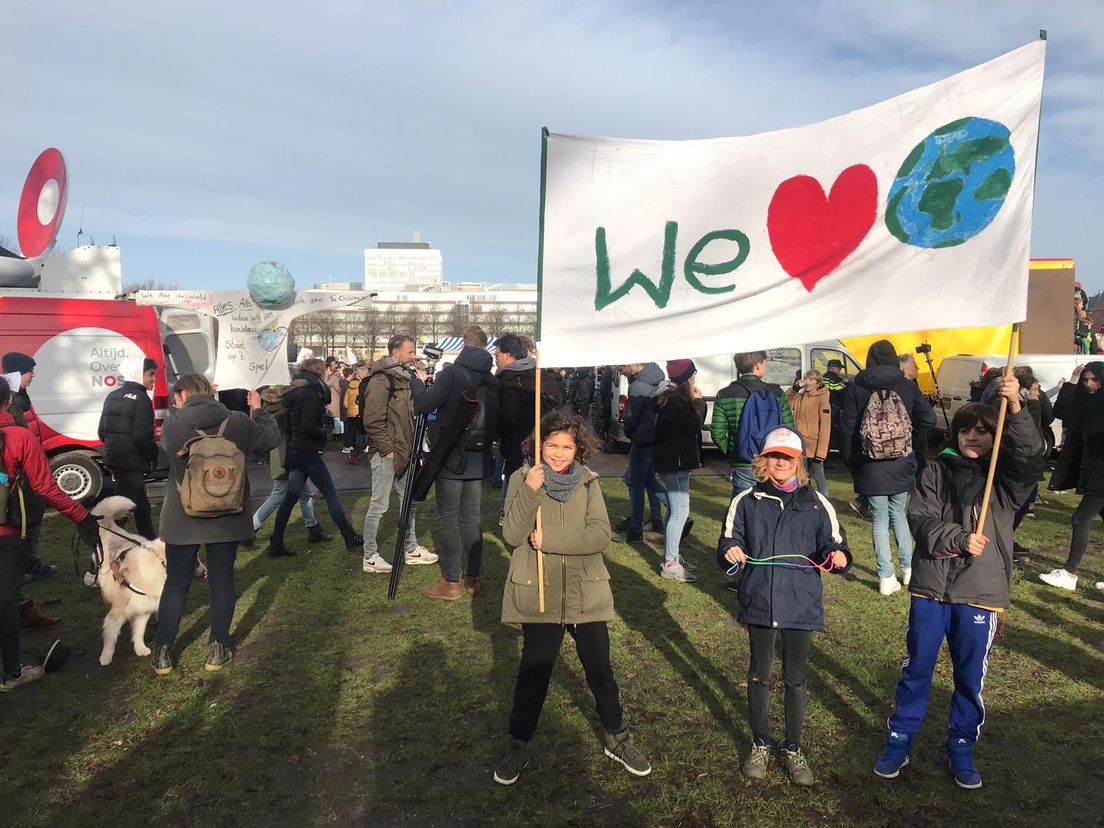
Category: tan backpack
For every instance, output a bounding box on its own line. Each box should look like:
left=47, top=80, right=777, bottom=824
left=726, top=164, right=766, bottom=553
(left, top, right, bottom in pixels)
left=177, top=419, right=246, bottom=517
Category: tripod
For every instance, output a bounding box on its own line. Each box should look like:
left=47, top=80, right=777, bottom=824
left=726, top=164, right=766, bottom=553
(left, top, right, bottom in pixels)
left=918, top=344, right=952, bottom=434
left=387, top=411, right=429, bottom=600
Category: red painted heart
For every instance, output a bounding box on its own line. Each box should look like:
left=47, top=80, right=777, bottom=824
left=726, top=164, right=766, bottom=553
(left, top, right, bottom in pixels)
left=767, top=164, right=878, bottom=292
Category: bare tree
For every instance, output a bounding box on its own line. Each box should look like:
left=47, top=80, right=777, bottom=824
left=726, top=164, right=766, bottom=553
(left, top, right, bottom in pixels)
left=446, top=304, right=469, bottom=335
left=381, top=304, right=405, bottom=339
left=425, top=303, right=447, bottom=343
left=479, top=304, right=510, bottom=338
left=403, top=304, right=425, bottom=345
left=123, top=278, right=180, bottom=293
left=358, top=306, right=385, bottom=363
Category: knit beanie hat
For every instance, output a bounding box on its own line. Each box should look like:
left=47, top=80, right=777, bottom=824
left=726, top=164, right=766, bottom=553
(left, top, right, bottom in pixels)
left=2, top=352, right=35, bottom=375
left=666, top=359, right=696, bottom=385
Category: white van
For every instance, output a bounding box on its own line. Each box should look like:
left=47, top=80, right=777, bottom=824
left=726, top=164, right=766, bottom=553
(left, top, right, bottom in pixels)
left=936, top=353, right=1082, bottom=454
left=605, top=340, right=864, bottom=449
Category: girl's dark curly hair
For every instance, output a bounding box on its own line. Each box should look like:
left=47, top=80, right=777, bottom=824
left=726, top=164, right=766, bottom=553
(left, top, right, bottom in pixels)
left=521, top=411, right=603, bottom=466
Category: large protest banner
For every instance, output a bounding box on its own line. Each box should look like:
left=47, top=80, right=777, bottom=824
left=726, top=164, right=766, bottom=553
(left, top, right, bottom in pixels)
left=536, top=41, right=1045, bottom=367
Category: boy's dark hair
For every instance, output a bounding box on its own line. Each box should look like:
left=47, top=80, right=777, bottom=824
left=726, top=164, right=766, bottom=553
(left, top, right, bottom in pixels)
left=949, top=403, right=998, bottom=447
left=496, top=332, right=528, bottom=360
left=1013, top=366, right=1036, bottom=389
left=463, top=326, right=488, bottom=348
left=388, top=335, right=414, bottom=354
left=142, top=358, right=158, bottom=373
left=734, top=351, right=767, bottom=375
left=172, top=373, right=213, bottom=397
left=300, top=358, right=326, bottom=375
left=521, top=411, right=602, bottom=466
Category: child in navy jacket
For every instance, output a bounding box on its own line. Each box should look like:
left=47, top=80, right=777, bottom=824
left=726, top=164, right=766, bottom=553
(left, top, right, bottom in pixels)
left=717, top=425, right=851, bottom=786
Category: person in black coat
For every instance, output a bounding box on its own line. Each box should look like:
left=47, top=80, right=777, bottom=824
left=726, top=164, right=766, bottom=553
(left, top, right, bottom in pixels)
left=268, top=358, right=362, bottom=557
left=97, top=356, right=160, bottom=538
left=652, top=359, right=706, bottom=582
left=1040, top=361, right=1104, bottom=591
left=495, top=333, right=551, bottom=517
left=718, top=424, right=850, bottom=786
left=839, top=340, right=936, bottom=596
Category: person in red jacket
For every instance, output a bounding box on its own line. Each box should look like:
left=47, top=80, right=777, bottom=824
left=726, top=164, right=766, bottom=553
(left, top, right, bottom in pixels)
left=0, top=381, right=98, bottom=691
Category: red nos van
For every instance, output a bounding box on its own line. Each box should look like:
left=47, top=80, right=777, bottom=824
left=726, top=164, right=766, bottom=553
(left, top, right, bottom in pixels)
left=0, top=294, right=169, bottom=502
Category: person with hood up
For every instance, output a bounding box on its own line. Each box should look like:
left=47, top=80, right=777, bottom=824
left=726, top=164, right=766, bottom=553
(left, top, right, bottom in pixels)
left=786, top=369, right=832, bottom=494
left=150, top=373, right=281, bottom=675
left=97, top=356, right=160, bottom=539
left=1040, top=361, right=1104, bottom=591
left=412, top=326, right=498, bottom=599
left=718, top=425, right=851, bottom=786
left=268, top=358, right=363, bottom=557
left=839, top=340, right=936, bottom=596
left=873, top=375, right=1043, bottom=789
left=495, top=332, right=551, bottom=519
left=1, top=353, right=39, bottom=438
left=360, top=336, right=437, bottom=574
left=612, top=362, right=669, bottom=544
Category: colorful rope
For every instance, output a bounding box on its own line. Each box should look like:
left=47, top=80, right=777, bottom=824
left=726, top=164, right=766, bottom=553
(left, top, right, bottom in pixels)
left=725, top=553, right=837, bottom=577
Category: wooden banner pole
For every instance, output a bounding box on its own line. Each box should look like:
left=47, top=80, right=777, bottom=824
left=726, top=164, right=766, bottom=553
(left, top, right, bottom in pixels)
left=976, top=323, right=1021, bottom=536
left=534, top=354, right=545, bottom=613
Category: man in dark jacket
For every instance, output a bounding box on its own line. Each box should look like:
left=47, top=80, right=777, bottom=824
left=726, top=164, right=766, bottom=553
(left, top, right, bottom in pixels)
left=268, top=358, right=363, bottom=557
left=97, top=357, right=160, bottom=539
left=413, top=326, right=498, bottom=599
left=2, top=352, right=40, bottom=438
left=611, top=362, right=668, bottom=543
left=839, top=340, right=936, bottom=596
left=495, top=332, right=548, bottom=519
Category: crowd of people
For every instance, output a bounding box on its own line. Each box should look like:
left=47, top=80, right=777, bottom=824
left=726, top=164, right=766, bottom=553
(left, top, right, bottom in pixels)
left=1, top=328, right=1101, bottom=793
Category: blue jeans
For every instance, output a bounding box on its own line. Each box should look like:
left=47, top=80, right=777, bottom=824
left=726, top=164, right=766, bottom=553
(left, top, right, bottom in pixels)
left=731, top=466, right=757, bottom=498
left=627, top=445, right=667, bottom=533
left=253, top=478, right=318, bottom=531
left=660, top=471, right=690, bottom=564
left=155, top=542, right=238, bottom=646
left=808, top=459, right=828, bottom=495
left=274, top=447, right=354, bottom=540
left=868, top=492, right=913, bottom=578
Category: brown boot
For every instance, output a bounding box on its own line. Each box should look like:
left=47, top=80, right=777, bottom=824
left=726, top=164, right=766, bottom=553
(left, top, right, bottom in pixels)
left=423, top=577, right=461, bottom=601
left=19, top=598, right=61, bottom=630
left=463, top=576, right=481, bottom=595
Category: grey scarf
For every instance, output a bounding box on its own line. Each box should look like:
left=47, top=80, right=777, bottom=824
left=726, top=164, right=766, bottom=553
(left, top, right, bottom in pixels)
left=541, top=462, right=584, bottom=502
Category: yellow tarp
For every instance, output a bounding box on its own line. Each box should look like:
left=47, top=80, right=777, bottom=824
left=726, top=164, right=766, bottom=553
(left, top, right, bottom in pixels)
left=841, top=325, right=1015, bottom=395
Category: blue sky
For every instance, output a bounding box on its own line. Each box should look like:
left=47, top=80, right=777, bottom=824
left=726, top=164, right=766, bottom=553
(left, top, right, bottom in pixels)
left=3, top=1, right=1101, bottom=290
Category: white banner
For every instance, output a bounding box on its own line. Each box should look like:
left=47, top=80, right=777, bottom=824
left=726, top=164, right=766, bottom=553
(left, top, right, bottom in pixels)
left=135, top=289, right=372, bottom=390
left=537, top=41, right=1045, bottom=367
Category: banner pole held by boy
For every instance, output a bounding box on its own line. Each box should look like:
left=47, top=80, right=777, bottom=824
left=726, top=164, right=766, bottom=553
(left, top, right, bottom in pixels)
left=976, top=322, right=1020, bottom=536
left=534, top=352, right=545, bottom=613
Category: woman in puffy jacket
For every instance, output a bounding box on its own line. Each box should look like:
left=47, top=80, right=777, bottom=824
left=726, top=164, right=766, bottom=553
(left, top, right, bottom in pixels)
left=493, top=412, right=650, bottom=786
left=652, top=359, right=706, bottom=582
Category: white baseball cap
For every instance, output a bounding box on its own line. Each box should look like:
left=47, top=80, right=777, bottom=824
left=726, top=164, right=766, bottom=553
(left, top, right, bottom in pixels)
left=761, top=427, right=805, bottom=458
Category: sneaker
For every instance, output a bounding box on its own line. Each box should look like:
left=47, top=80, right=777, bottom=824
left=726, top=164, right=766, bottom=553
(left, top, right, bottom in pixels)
left=83, top=569, right=99, bottom=588
left=493, top=738, right=530, bottom=785
left=681, top=518, right=694, bottom=540
left=1040, top=568, right=1078, bottom=591
left=901, top=567, right=912, bottom=587
left=205, top=642, right=234, bottom=672
left=1096, top=581, right=1104, bottom=590
left=405, top=546, right=438, bottom=565
left=613, top=516, right=630, bottom=533
left=1012, top=541, right=1031, bottom=562
left=151, top=644, right=174, bottom=676
left=341, top=447, right=353, bottom=454
left=781, top=746, right=815, bottom=786
left=498, top=511, right=505, bottom=527
left=946, top=738, right=982, bottom=789
left=25, top=558, right=57, bottom=580
left=742, top=741, right=771, bottom=779
left=874, top=730, right=912, bottom=779
left=343, top=531, right=364, bottom=551
left=661, top=560, right=697, bottom=582
left=344, top=456, right=359, bottom=465
left=649, top=519, right=665, bottom=534
left=19, top=599, right=61, bottom=630
left=423, top=577, right=462, bottom=601
left=879, top=576, right=902, bottom=596
left=723, top=581, right=740, bottom=594
left=363, top=554, right=393, bottom=573
left=267, top=539, right=297, bottom=558
left=308, top=525, right=332, bottom=543
left=849, top=498, right=872, bottom=521
left=0, top=665, right=44, bottom=692
left=678, top=556, right=698, bottom=572
left=602, top=730, right=651, bottom=777
left=240, top=535, right=258, bottom=550
left=612, top=529, right=644, bottom=544
left=464, top=576, right=481, bottom=595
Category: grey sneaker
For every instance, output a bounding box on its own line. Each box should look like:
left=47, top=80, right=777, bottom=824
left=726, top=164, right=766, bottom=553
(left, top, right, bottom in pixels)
left=0, top=665, right=44, bottom=692
left=781, top=746, right=815, bottom=786
left=205, top=642, right=234, bottom=672
left=742, top=741, right=771, bottom=779
left=661, top=560, right=697, bottom=582
left=493, top=738, right=530, bottom=785
left=603, top=730, right=651, bottom=776
left=151, top=644, right=174, bottom=676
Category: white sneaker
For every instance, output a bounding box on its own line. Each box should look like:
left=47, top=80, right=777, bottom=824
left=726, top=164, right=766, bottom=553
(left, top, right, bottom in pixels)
left=879, top=576, right=902, bottom=596
left=341, top=447, right=353, bottom=454
left=363, top=554, right=393, bottom=573
left=1039, top=568, right=1078, bottom=591
left=901, top=567, right=912, bottom=587
left=661, top=561, right=697, bottom=582
left=405, top=546, right=438, bottom=565
left=1096, top=581, right=1104, bottom=591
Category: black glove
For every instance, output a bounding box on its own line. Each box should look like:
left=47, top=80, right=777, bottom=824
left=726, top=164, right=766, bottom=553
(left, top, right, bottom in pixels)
left=77, top=515, right=101, bottom=548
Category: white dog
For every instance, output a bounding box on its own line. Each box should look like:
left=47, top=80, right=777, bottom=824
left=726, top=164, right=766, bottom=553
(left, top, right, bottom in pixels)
left=91, top=496, right=169, bottom=666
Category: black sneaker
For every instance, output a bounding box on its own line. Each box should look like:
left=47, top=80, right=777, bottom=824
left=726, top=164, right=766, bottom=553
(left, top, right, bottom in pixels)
left=613, top=516, right=630, bottom=533
left=724, top=581, right=740, bottom=594
left=493, top=738, right=530, bottom=785
left=343, top=531, right=364, bottom=550
left=308, top=525, right=332, bottom=543
left=267, top=539, right=297, bottom=558
left=205, top=642, right=234, bottom=672
left=612, top=529, right=644, bottom=543
left=649, top=519, right=665, bottom=534
left=151, top=644, right=174, bottom=676
left=240, top=535, right=258, bottom=550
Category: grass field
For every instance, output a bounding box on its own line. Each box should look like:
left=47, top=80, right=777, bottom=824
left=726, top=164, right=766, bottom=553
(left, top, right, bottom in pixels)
left=3, top=472, right=1103, bottom=827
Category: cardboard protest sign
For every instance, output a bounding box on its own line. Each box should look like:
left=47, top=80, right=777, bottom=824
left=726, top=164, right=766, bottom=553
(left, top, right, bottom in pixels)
left=536, top=41, right=1045, bottom=366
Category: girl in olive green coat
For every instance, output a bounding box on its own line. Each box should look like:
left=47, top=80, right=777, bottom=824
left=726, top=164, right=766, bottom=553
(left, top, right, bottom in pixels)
left=493, top=412, right=651, bottom=786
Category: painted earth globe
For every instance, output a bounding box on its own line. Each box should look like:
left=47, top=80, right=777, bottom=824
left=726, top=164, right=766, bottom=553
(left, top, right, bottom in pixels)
left=885, top=117, right=1015, bottom=249
left=247, top=261, right=295, bottom=308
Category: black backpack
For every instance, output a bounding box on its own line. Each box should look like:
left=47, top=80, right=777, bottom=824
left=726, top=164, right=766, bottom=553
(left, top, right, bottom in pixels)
left=459, top=368, right=499, bottom=452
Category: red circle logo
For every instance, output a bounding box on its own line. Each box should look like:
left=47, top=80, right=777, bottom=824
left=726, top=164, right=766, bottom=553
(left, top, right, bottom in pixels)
left=17, top=148, right=68, bottom=258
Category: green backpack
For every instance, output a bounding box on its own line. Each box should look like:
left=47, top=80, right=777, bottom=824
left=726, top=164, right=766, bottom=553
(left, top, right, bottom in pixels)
left=177, top=419, right=246, bottom=518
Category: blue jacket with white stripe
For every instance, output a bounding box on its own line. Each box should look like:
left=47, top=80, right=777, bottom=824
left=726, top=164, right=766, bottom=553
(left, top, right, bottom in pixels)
left=717, top=481, right=851, bottom=631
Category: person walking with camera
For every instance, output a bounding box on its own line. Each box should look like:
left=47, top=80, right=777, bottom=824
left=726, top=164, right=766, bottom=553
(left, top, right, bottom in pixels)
left=361, top=336, right=437, bottom=574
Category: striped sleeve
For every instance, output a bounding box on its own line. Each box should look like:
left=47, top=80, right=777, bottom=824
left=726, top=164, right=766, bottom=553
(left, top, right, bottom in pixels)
left=812, top=490, right=851, bottom=572
left=717, top=487, right=753, bottom=569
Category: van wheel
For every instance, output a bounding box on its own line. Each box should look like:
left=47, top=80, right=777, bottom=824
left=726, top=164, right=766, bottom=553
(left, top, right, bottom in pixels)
left=50, top=452, right=103, bottom=504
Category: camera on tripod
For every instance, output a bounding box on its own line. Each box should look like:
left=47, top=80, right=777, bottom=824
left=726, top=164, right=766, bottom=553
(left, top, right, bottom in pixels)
left=915, top=343, right=932, bottom=355
left=422, top=345, right=444, bottom=366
